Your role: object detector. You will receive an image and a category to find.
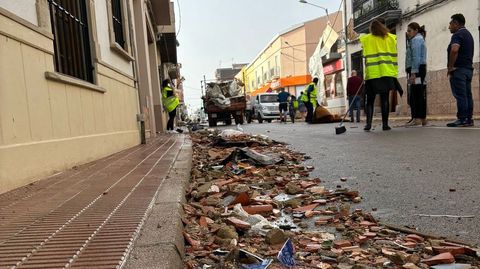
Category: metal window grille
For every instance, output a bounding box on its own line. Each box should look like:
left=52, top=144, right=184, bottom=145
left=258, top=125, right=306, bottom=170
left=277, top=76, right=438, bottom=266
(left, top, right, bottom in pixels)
left=48, top=0, right=93, bottom=82
left=111, top=0, right=126, bottom=49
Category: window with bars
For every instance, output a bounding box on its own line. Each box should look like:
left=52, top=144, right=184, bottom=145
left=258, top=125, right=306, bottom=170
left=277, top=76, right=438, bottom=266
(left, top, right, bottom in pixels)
left=48, top=0, right=93, bottom=83
left=111, top=0, right=126, bottom=49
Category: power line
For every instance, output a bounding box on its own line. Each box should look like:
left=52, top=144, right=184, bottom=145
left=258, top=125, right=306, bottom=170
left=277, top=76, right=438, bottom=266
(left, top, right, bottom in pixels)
left=176, top=0, right=182, bottom=37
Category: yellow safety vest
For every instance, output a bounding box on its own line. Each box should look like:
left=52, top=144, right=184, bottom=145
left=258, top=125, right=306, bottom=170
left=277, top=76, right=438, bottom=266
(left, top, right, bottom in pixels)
left=360, top=33, right=398, bottom=80
left=304, top=82, right=317, bottom=105
left=162, top=86, right=179, bottom=113
left=300, top=93, right=308, bottom=103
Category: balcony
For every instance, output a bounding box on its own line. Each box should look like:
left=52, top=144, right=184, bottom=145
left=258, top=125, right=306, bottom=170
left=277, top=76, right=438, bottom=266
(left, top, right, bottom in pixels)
left=353, top=0, right=401, bottom=33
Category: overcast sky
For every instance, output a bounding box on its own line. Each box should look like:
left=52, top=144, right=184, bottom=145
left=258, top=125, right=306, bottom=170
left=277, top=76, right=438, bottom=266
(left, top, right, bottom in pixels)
left=174, top=0, right=343, bottom=112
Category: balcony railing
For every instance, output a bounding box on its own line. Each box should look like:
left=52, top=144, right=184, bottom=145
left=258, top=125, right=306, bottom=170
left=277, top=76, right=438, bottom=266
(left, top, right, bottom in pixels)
left=353, top=0, right=401, bottom=33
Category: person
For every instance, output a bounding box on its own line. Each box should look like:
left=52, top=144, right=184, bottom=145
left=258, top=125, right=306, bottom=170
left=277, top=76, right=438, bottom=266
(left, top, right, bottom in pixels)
left=359, top=19, right=400, bottom=131
left=289, top=95, right=299, bottom=123
left=304, top=77, right=319, bottom=123
left=162, top=79, right=180, bottom=132
left=299, top=91, right=308, bottom=119
left=277, top=88, right=290, bottom=123
left=405, top=22, right=428, bottom=126
left=446, top=13, right=475, bottom=127
left=346, top=70, right=364, bottom=122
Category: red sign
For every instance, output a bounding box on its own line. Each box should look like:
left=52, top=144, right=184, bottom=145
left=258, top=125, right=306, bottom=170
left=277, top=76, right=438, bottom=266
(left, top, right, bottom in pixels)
left=323, top=60, right=344, bottom=75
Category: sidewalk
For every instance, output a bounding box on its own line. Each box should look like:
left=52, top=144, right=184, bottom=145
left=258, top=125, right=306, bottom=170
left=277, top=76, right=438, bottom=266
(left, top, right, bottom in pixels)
left=0, top=134, right=191, bottom=269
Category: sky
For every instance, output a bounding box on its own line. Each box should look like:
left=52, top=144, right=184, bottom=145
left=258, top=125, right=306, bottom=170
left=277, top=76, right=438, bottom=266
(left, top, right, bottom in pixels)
left=174, top=0, right=343, bottom=113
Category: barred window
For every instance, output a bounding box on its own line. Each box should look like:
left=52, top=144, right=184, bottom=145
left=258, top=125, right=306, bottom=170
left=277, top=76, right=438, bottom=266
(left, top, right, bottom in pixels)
left=111, top=0, right=126, bottom=49
left=48, top=0, right=93, bottom=82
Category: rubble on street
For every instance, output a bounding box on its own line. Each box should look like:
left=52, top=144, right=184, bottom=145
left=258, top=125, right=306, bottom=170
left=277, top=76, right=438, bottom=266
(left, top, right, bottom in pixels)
left=183, top=129, right=480, bottom=269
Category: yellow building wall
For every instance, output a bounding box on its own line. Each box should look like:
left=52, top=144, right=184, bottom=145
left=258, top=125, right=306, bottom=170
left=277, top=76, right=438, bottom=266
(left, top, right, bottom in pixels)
left=0, top=14, right=140, bottom=194
left=243, top=38, right=282, bottom=94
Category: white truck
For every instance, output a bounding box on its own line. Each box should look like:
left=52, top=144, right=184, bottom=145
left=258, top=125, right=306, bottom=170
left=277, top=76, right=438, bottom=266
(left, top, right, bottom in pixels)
left=245, top=93, right=280, bottom=123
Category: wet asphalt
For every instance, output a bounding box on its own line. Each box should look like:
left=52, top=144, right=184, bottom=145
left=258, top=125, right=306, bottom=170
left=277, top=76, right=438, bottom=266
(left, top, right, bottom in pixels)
left=220, top=120, right=480, bottom=246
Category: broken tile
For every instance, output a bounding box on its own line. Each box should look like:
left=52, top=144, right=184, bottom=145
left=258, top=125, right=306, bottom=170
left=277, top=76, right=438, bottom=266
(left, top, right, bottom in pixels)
left=293, top=203, right=319, bottom=213
left=421, top=252, right=455, bottom=266
left=226, top=217, right=251, bottom=230
left=242, top=205, right=273, bottom=215
left=333, top=240, right=352, bottom=249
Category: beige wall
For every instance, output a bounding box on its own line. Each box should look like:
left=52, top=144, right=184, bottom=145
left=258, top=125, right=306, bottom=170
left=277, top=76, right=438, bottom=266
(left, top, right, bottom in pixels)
left=94, top=0, right=135, bottom=76
left=0, top=9, right=140, bottom=194
left=281, top=27, right=307, bottom=77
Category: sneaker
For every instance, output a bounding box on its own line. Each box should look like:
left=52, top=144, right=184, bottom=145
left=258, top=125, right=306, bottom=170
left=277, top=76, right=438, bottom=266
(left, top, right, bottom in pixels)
left=405, top=119, right=421, bottom=127
left=446, top=119, right=468, bottom=127
left=421, top=118, right=428, bottom=126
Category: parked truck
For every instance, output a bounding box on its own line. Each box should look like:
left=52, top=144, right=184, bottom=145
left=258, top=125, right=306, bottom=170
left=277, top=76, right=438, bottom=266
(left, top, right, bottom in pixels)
left=203, top=80, right=246, bottom=127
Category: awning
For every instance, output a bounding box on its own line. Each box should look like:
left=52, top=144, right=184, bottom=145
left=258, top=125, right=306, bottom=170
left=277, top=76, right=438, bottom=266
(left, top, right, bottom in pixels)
left=249, top=75, right=313, bottom=96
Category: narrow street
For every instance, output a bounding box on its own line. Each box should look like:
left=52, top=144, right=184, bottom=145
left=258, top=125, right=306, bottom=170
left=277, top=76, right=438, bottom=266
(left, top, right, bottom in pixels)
left=227, top=121, right=480, bottom=246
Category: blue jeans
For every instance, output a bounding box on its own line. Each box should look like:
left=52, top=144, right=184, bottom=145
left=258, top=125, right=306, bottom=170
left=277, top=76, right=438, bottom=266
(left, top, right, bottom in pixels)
left=348, top=95, right=361, bottom=122
left=449, top=67, right=474, bottom=120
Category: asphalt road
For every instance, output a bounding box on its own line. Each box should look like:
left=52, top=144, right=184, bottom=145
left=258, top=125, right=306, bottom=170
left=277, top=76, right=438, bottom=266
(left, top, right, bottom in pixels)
left=219, top=120, right=480, bottom=245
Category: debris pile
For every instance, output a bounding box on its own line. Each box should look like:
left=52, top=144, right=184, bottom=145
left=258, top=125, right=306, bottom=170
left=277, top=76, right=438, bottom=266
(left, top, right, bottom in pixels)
left=184, top=129, right=480, bottom=268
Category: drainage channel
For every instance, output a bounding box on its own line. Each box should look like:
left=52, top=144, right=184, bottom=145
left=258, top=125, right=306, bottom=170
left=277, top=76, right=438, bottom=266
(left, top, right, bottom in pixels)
left=0, top=135, right=183, bottom=269
left=0, top=135, right=166, bottom=211
left=0, top=136, right=169, bottom=244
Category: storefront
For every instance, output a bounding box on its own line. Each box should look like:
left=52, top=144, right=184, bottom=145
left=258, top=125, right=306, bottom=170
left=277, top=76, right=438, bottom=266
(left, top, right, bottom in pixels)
left=323, top=59, right=347, bottom=113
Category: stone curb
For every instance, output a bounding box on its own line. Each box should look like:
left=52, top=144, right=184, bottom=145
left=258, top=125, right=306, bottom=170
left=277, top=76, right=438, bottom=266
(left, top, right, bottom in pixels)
left=124, top=135, right=192, bottom=269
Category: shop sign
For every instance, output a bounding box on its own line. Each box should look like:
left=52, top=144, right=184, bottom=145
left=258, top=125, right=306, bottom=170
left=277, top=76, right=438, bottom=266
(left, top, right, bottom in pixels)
left=323, top=60, right=344, bottom=75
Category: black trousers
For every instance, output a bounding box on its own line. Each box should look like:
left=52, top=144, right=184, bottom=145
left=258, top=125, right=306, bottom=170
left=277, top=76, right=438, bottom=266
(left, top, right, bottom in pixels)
left=409, top=65, right=427, bottom=119
left=305, top=102, right=314, bottom=123
left=365, top=91, right=390, bottom=127
left=167, top=108, right=176, bottom=130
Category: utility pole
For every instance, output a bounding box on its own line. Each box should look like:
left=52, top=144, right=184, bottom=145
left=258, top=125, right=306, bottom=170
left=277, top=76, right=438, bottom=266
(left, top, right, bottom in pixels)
left=343, top=0, right=350, bottom=74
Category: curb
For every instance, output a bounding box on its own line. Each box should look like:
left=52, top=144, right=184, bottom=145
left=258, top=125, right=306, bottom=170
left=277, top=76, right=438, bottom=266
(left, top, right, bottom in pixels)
left=124, top=135, right=192, bottom=269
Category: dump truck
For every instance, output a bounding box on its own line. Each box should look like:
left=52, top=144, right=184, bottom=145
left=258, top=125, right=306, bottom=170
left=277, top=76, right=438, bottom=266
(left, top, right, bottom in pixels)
left=203, top=80, right=246, bottom=127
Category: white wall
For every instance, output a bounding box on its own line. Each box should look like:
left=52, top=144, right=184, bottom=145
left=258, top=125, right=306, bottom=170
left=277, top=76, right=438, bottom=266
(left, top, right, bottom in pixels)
left=397, top=0, right=479, bottom=76
left=94, top=0, right=134, bottom=76
left=0, top=0, right=38, bottom=25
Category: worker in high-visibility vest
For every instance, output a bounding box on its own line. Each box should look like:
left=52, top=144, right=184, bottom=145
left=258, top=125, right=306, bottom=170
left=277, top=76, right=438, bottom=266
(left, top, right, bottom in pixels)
left=304, top=77, right=318, bottom=123
left=359, top=19, right=399, bottom=131
left=162, top=79, right=180, bottom=132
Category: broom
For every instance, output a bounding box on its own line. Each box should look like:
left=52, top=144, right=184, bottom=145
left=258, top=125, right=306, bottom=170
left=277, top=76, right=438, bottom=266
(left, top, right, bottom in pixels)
left=335, top=81, right=365, bottom=135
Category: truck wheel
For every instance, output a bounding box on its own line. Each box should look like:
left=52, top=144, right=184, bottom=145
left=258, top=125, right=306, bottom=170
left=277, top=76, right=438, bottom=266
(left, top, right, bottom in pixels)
left=267, top=119, right=272, bottom=123
left=235, top=114, right=244, bottom=125
left=208, top=118, right=217, bottom=127
left=257, top=113, right=263, bottom=124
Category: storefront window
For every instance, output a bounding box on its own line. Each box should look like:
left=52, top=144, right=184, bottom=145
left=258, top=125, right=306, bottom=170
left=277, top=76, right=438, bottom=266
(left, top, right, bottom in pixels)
left=324, top=73, right=345, bottom=99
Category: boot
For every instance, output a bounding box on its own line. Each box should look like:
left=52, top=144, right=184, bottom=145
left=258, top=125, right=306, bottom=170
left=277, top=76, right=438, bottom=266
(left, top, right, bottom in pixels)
left=364, top=105, right=373, bottom=131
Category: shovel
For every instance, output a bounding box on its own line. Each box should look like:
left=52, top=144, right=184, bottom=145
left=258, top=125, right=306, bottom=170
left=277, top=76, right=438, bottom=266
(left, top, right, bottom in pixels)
left=335, top=82, right=364, bottom=135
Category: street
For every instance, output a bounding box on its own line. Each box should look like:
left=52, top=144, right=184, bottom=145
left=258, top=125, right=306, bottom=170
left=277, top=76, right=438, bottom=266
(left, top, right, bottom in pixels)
left=221, top=120, right=480, bottom=245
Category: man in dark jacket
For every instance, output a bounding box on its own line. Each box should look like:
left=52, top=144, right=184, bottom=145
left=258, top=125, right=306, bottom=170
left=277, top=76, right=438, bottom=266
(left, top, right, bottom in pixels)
left=446, top=13, right=475, bottom=127
left=346, top=70, right=364, bottom=122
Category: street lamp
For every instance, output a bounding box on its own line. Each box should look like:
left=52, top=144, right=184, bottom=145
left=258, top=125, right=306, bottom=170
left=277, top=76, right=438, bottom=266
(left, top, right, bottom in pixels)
left=299, top=0, right=329, bottom=22
left=284, top=41, right=296, bottom=76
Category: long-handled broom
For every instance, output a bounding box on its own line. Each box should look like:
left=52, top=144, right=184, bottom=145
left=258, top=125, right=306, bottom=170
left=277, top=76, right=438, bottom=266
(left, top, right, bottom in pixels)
left=335, top=82, right=365, bottom=135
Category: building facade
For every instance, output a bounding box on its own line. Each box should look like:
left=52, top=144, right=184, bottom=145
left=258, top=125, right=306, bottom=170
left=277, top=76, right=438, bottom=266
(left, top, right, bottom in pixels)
left=238, top=13, right=348, bottom=113
left=346, top=0, right=480, bottom=116
left=0, top=0, right=180, bottom=193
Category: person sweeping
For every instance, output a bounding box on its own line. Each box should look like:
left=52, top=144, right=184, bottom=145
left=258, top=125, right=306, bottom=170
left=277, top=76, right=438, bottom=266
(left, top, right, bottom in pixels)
left=162, top=79, right=180, bottom=132
left=360, top=19, right=401, bottom=131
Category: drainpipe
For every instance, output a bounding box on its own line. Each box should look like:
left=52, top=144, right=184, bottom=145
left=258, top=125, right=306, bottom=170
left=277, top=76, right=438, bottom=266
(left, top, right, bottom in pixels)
left=128, top=0, right=146, bottom=144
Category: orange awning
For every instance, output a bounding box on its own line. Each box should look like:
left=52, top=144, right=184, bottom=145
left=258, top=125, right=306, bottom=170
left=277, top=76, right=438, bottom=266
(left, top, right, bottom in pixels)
left=249, top=75, right=313, bottom=96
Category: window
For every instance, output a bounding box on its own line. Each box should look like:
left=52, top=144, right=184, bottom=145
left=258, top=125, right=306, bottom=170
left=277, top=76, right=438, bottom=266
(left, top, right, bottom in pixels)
left=111, top=0, right=125, bottom=49
left=48, top=0, right=93, bottom=82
